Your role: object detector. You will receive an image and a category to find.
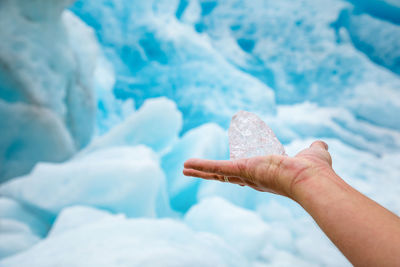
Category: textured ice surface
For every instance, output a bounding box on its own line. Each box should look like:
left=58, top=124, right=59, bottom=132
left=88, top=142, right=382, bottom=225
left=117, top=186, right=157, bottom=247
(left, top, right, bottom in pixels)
left=1, top=0, right=400, bottom=266
left=337, top=11, right=400, bottom=75
left=0, top=146, right=171, bottom=220
left=185, top=197, right=270, bottom=259
left=162, top=123, right=228, bottom=212
left=265, top=103, right=400, bottom=154
left=0, top=198, right=47, bottom=237
left=48, top=206, right=114, bottom=237
left=181, top=0, right=400, bottom=130
left=229, top=111, right=285, bottom=159
left=0, top=197, right=46, bottom=258
left=0, top=1, right=100, bottom=181
left=0, top=101, right=76, bottom=182
left=83, top=97, right=182, bottom=155
left=0, top=213, right=249, bottom=267
left=0, top=219, right=40, bottom=259
left=70, top=0, right=276, bottom=132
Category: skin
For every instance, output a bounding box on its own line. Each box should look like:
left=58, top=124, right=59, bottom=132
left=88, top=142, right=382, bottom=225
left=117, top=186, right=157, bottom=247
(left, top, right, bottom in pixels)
left=183, top=141, right=400, bottom=266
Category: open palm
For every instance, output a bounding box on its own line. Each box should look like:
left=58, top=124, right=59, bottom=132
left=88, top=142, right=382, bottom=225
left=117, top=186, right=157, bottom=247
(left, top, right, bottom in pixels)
left=183, top=141, right=333, bottom=199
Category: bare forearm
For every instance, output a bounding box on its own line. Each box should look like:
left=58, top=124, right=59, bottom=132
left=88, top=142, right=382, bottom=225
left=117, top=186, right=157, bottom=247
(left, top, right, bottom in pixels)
left=293, top=171, right=400, bottom=266
left=183, top=141, right=400, bottom=265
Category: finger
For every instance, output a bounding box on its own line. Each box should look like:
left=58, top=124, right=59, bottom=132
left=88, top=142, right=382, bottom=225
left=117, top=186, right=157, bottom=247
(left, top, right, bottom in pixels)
left=183, top=169, right=257, bottom=188
left=183, top=168, right=259, bottom=187
left=183, top=168, right=245, bottom=185
left=310, top=140, right=328, bottom=151
left=184, top=158, right=247, bottom=177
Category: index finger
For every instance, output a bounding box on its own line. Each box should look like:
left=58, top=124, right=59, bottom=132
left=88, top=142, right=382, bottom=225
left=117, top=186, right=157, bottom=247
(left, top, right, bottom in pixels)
left=183, top=158, right=246, bottom=177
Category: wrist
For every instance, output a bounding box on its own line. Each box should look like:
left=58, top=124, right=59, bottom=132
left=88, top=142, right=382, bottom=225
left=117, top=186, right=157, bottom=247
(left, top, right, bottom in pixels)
left=290, top=168, right=347, bottom=205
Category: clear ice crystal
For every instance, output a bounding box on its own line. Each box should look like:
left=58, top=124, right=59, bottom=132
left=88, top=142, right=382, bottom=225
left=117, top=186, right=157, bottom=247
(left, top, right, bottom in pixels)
left=228, top=111, right=285, bottom=159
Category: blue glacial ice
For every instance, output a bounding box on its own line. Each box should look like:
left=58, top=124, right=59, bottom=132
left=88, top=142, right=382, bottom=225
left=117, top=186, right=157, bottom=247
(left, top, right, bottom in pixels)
left=182, top=0, right=400, bottom=129
left=0, top=0, right=99, bottom=182
left=162, top=123, right=228, bottom=212
left=185, top=197, right=270, bottom=260
left=334, top=8, right=400, bottom=75
left=0, top=0, right=400, bottom=266
left=0, top=145, right=171, bottom=220
left=1, top=207, right=249, bottom=267
left=84, top=97, right=182, bottom=154
left=70, top=0, right=276, bottom=131
left=0, top=218, right=41, bottom=259
left=0, top=197, right=46, bottom=258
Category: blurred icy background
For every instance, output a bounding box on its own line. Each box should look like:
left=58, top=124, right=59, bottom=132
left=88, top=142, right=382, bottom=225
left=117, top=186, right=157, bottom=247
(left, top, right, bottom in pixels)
left=0, top=0, right=400, bottom=266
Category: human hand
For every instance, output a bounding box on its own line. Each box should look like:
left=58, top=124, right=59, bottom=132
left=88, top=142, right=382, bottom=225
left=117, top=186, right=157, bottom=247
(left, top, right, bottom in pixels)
left=183, top=140, right=333, bottom=200
left=185, top=141, right=400, bottom=266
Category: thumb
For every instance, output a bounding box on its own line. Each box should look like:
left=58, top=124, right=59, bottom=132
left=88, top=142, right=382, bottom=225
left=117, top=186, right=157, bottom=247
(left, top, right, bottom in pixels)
left=310, top=140, right=329, bottom=151
left=309, top=140, right=332, bottom=166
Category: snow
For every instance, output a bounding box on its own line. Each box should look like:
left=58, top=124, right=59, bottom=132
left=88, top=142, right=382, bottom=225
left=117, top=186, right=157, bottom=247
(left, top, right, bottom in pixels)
left=1, top=0, right=400, bottom=266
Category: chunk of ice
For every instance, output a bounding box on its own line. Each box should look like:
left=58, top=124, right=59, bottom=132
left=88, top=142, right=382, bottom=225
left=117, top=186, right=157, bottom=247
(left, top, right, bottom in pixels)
left=229, top=111, right=285, bottom=159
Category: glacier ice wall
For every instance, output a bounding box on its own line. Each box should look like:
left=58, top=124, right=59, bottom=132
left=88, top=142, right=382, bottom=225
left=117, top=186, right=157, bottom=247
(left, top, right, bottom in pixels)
left=334, top=8, right=400, bottom=75
left=69, top=0, right=400, bottom=134
left=70, top=0, right=276, bottom=131
left=0, top=0, right=98, bottom=182
left=347, top=0, right=400, bottom=25
left=1, top=0, right=400, bottom=266
left=179, top=0, right=400, bottom=130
